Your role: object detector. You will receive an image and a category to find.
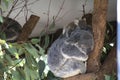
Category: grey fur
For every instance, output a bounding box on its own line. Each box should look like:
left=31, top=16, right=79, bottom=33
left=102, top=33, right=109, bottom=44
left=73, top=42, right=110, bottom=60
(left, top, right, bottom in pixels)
left=47, top=20, right=94, bottom=78
left=0, top=17, right=22, bottom=42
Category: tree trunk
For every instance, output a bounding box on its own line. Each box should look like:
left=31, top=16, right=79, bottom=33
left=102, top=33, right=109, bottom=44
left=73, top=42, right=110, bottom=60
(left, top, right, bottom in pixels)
left=87, top=0, right=108, bottom=72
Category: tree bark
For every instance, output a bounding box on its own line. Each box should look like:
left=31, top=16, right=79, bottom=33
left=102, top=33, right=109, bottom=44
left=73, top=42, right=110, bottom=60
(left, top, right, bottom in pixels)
left=63, top=73, right=96, bottom=80
left=87, top=0, right=108, bottom=72
left=17, top=15, right=40, bottom=41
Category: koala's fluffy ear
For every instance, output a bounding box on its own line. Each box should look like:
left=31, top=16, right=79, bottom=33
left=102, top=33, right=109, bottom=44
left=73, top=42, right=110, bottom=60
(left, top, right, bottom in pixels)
left=82, top=13, right=92, bottom=26
left=62, top=20, right=79, bottom=37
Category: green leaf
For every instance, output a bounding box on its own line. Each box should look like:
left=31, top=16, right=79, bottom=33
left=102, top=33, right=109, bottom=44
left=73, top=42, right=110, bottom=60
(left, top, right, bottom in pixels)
left=104, top=74, right=116, bottom=80
left=0, top=62, right=6, bottom=72
left=12, top=59, right=23, bottom=66
left=16, top=67, right=26, bottom=80
left=24, top=43, right=39, bottom=58
left=0, top=39, right=6, bottom=44
left=18, top=48, right=24, bottom=55
left=24, top=65, right=39, bottom=80
left=0, top=45, right=4, bottom=56
left=105, top=75, right=111, bottom=80
left=30, top=70, right=39, bottom=80
left=0, top=16, right=3, bottom=23
left=47, top=71, right=61, bottom=80
left=6, top=44, right=18, bottom=57
left=24, top=65, right=31, bottom=80
left=35, top=44, right=45, bottom=55
left=31, top=38, right=40, bottom=44
left=25, top=54, right=37, bottom=70
left=107, top=22, right=114, bottom=33
left=4, top=54, right=13, bottom=65
left=11, top=70, right=22, bottom=80
left=38, top=60, right=45, bottom=78
left=43, top=35, right=50, bottom=49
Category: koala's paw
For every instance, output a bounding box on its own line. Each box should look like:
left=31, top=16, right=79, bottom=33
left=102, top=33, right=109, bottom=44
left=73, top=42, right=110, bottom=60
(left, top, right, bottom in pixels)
left=49, top=59, right=87, bottom=78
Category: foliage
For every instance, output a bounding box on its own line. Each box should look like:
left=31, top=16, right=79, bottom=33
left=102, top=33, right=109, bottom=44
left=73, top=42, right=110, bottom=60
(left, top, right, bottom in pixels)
left=0, top=38, right=61, bottom=80
left=100, top=21, right=116, bottom=80
left=105, top=74, right=117, bottom=80
left=101, top=21, right=116, bottom=63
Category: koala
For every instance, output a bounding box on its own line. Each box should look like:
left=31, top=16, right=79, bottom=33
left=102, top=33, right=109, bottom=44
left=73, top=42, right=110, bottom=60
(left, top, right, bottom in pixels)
left=0, top=17, right=22, bottom=42
left=47, top=20, right=94, bottom=78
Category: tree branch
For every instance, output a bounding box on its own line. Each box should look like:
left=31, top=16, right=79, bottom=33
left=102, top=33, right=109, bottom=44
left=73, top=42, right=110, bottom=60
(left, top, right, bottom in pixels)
left=17, top=15, right=40, bottom=41
left=87, top=0, right=108, bottom=72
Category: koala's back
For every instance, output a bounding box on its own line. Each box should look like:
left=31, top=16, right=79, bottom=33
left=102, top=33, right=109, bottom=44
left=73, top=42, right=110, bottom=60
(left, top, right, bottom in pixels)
left=0, top=17, right=22, bottom=42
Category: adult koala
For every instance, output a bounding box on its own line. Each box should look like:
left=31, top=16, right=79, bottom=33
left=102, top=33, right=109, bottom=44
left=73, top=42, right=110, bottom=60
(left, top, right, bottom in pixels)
left=47, top=19, right=94, bottom=78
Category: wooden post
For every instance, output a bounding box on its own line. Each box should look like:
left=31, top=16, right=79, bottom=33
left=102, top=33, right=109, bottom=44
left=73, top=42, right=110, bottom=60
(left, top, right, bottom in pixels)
left=17, top=15, right=40, bottom=41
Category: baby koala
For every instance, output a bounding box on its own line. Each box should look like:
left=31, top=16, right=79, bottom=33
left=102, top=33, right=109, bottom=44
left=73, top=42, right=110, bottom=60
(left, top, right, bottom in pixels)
left=0, top=17, right=22, bottom=42
left=47, top=19, right=94, bottom=78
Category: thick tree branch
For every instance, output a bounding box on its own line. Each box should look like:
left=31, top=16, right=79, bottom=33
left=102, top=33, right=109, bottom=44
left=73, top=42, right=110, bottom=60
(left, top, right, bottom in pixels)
left=87, top=0, right=108, bottom=72
left=63, top=73, right=96, bottom=80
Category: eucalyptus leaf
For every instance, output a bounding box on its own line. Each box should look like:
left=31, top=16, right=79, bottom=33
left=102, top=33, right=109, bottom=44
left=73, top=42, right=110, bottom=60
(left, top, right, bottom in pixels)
left=0, top=62, right=6, bottom=72
left=107, top=22, right=114, bottom=33
left=0, top=39, right=6, bottom=44
left=104, top=74, right=116, bottom=80
left=11, top=70, right=22, bottom=80
left=38, top=60, right=45, bottom=78
left=12, top=59, right=23, bottom=66
left=35, top=44, right=45, bottom=55
left=24, top=65, right=39, bottom=80
left=16, top=67, right=26, bottom=80
left=25, top=53, right=38, bottom=70
left=25, top=54, right=35, bottom=70
left=43, top=35, right=50, bottom=49
left=31, top=38, right=40, bottom=44
left=30, top=68, right=39, bottom=80
left=6, top=44, right=18, bottom=56
left=24, top=43, right=39, bottom=58
left=105, top=75, right=111, bottom=80
left=4, top=54, right=13, bottom=65
left=47, top=71, right=61, bottom=80
left=24, top=65, right=31, bottom=80
left=0, top=16, right=3, bottom=23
